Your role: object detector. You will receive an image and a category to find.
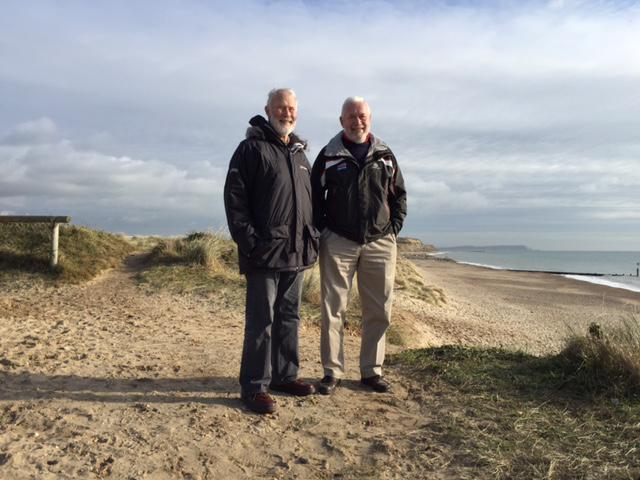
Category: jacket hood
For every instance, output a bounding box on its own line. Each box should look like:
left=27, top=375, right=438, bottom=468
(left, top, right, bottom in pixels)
left=323, top=131, right=389, bottom=159
left=245, top=115, right=308, bottom=152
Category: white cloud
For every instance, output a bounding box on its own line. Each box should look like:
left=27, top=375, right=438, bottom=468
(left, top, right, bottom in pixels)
left=405, top=178, right=489, bottom=212
left=2, top=117, right=58, bottom=145
left=592, top=210, right=640, bottom=220
left=0, top=1, right=639, bottom=246
left=0, top=118, right=226, bottom=232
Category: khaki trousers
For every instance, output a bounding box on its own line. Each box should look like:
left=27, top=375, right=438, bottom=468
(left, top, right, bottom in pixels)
left=319, top=229, right=397, bottom=378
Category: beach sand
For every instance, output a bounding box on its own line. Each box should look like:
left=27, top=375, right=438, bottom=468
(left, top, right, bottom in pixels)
left=409, top=257, right=640, bottom=354
left=0, top=256, right=639, bottom=478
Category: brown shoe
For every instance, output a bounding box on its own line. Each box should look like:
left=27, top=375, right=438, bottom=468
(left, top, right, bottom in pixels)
left=317, top=375, right=341, bottom=395
left=241, top=392, right=277, bottom=414
left=361, top=375, right=390, bottom=393
left=270, top=379, right=316, bottom=396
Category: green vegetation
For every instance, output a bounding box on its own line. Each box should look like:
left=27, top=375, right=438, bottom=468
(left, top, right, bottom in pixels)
left=136, top=232, right=244, bottom=304
left=389, top=320, right=640, bottom=479
left=0, top=223, right=133, bottom=283
left=562, top=320, right=640, bottom=397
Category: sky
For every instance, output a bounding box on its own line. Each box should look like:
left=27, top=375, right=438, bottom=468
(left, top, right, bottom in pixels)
left=1, top=0, right=639, bottom=250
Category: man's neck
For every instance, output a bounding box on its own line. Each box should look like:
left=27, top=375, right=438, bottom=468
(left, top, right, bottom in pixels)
left=342, top=133, right=370, bottom=164
left=342, top=133, right=370, bottom=146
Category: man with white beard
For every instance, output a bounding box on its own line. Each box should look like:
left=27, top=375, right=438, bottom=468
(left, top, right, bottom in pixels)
left=224, top=88, right=319, bottom=414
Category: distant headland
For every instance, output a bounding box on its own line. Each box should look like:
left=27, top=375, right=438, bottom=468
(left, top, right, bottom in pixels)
left=438, top=245, right=530, bottom=252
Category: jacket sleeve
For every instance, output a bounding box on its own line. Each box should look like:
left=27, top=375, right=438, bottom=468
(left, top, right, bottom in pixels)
left=223, top=142, right=258, bottom=256
left=310, top=150, right=327, bottom=231
left=389, top=157, right=407, bottom=235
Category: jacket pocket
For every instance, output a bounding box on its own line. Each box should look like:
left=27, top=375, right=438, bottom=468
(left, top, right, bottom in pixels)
left=303, top=224, right=321, bottom=265
left=250, top=224, right=290, bottom=269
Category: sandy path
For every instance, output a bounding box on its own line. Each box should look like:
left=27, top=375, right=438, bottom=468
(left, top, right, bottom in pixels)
left=0, top=257, right=437, bottom=480
left=1, top=256, right=639, bottom=479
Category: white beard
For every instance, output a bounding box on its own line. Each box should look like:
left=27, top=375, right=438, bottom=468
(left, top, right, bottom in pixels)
left=269, top=117, right=296, bottom=138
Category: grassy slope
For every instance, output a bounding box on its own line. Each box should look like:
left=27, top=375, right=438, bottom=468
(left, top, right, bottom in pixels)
left=135, top=233, right=246, bottom=306
left=0, top=223, right=133, bottom=283
left=390, top=337, right=640, bottom=479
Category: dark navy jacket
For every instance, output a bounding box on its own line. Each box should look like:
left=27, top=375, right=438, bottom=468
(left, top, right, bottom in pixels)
left=224, top=115, right=320, bottom=273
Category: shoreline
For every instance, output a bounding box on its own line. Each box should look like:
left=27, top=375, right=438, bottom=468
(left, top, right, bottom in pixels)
left=455, top=260, right=640, bottom=294
left=409, top=256, right=640, bottom=355
left=408, top=252, right=640, bottom=294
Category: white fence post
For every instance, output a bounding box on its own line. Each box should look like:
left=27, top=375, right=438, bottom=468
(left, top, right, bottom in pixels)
left=51, top=222, right=60, bottom=267
left=0, top=216, right=71, bottom=269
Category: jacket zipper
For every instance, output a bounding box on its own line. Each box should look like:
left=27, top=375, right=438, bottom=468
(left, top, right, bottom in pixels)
left=286, top=147, right=299, bottom=258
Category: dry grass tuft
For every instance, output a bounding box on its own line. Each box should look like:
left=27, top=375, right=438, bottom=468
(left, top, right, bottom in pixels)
left=147, top=231, right=238, bottom=270
left=138, top=232, right=243, bottom=301
left=0, top=223, right=133, bottom=283
left=559, top=318, right=640, bottom=396
left=395, top=255, right=446, bottom=305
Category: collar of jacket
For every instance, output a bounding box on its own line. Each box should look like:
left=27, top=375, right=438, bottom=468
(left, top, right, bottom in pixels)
left=323, top=131, right=389, bottom=159
left=245, top=115, right=308, bottom=153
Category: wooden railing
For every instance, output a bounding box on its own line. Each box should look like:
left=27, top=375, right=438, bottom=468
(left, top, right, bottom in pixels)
left=0, top=216, right=71, bottom=267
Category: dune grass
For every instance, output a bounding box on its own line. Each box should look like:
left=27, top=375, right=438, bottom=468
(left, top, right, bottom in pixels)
left=390, top=320, right=640, bottom=479
left=395, top=255, right=446, bottom=305
left=136, top=232, right=244, bottom=302
left=561, top=320, right=640, bottom=397
left=0, top=223, right=133, bottom=283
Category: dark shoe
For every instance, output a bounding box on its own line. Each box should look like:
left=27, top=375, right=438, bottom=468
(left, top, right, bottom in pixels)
left=361, top=375, right=390, bottom=393
left=270, top=379, right=316, bottom=396
left=317, top=375, right=341, bottom=395
left=241, top=392, right=277, bottom=414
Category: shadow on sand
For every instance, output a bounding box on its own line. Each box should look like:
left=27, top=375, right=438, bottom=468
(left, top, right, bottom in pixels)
left=0, top=372, right=242, bottom=407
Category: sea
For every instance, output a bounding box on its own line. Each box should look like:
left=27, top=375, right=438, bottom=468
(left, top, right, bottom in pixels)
left=433, top=248, right=640, bottom=293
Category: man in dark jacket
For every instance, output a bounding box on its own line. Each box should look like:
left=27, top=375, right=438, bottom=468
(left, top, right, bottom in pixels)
left=311, top=96, right=407, bottom=395
left=224, top=88, right=319, bottom=414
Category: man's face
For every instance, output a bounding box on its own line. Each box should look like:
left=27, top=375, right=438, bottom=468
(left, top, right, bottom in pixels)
left=265, top=92, right=297, bottom=139
left=340, top=101, right=371, bottom=144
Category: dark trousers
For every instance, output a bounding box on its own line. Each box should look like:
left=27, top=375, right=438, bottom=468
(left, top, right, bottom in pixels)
left=239, top=270, right=304, bottom=395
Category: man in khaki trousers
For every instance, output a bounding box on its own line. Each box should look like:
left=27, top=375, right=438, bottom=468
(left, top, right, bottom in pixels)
left=310, top=97, right=407, bottom=394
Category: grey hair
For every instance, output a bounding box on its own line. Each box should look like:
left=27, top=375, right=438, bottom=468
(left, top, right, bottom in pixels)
left=341, top=96, right=368, bottom=116
left=267, top=88, right=296, bottom=108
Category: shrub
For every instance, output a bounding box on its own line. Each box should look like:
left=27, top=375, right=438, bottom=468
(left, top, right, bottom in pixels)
left=559, top=318, right=640, bottom=396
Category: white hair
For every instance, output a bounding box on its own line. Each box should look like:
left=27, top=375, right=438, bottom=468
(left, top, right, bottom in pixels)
left=267, top=88, right=296, bottom=108
left=341, top=96, right=368, bottom=116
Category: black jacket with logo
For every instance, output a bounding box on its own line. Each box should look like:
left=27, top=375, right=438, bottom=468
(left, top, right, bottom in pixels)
left=224, top=115, right=320, bottom=274
left=311, top=132, right=407, bottom=244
